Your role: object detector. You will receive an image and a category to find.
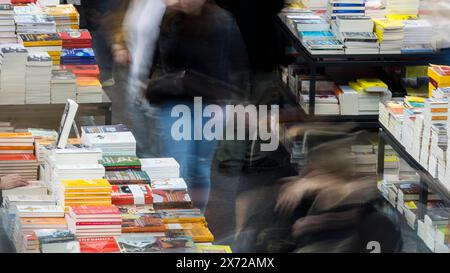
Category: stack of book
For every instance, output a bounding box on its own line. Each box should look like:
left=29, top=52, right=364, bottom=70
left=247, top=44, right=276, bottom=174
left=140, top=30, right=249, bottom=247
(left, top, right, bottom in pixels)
left=44, top=4, right=79, bottom=30
left=59, top=29, right=92, bottom=48
left=327, top=0, right=365, bottom=20
left=66, top=205, right=122, bottom=237
left=35, top=229, right=80, bottom=253
left=333, top=15, right=379, bottom=54
left=18, top=33, right=62, bottom=65
left=429, top=123, right=447, bottom=179
left=25, top=52, right=52, bottom=104
left=14, top=14, right=56, bottom=34
left=50, top=69, right=76, bottom=103
left=365, top=0, right=386, bottom=19
left=111, top=185, right=153, bottom=206
left=140, top=158, right=180, bottom=180
left=119, top=206, right=165, bottom=234
left=401, top=19, right=433, bottom=53
left=351, top=144, right=377, bottom=174
left=56, top=179, right=112, bottom=211
left=0, top=132, right=34, bottom=154
left=0, top=44, right=28, bottom=105
left=101, top=155, right=141, bottom=171
left=373, top=18, right=405, bottom=54
left=1, top=180, right=47, bottom=199
left=299, top=92, right=340, bottom=115
left=0, top=2, right=16, bottom=44
left=153, top=189, right=192, bottom=210
left=76, top=76, right=103, bottom=103
left=81, top=125, right=137, bottom=157
left=60, top=64, right=99, bottom=78
left=0, top=146, right=38, bottom=181
left=105, top=170, right=150, bottom=185
left=350, top=78, right=392, bottom=115
left=0, top=121, right=13, bottom=132
left=304, top=39, right=344, bottom=55
left=417, top=208, right=450, bottom=252
left=79, top=236, right=120, bottom=253
left=61, top=48, right=96, bottom=65
left=291, top=12, right=329, bottom=32
left=300, top=0, right=328, bottom=11
left=3, top=194, right=56, bottom=210
left=428, top=65, right=450, bottom=98
left=386, top=0, right=420, bottom=16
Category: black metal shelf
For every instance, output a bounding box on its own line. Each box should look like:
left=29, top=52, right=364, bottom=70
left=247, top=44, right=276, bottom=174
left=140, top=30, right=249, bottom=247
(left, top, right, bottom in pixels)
left=377, top=124, right=450, bottom=207
left=276, top=15, right=441, bottom=67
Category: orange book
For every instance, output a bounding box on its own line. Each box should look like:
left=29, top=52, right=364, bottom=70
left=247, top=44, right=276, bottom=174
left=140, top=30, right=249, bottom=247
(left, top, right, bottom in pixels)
left=76, top=77, right=101, bottom=87
left=20, top=217, right=68, bottom=227
left=0, top=146, right=34, bottom=150
left=0, top=132, right=33, bottom=138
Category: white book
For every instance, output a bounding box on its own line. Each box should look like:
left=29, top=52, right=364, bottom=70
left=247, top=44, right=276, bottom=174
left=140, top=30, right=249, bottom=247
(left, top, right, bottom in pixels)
left=16, top=205, right=65, bottom=218
left=338, top=85, right=359, bottom=115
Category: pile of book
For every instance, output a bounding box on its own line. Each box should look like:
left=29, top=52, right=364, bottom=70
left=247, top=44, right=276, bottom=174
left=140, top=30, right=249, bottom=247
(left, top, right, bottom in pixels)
left=61, top=48, right=96, bottom=65
left=76, top=76, right=103, bottom=103
left=102, top=155, right=141, bottom=172
left=291, top=12, right=329, bottom=32
left=81, top=125, right=137, bottom=157
left=59, top=29, right=92, bottom=49
left=1, top=180, right=47, bottom=201
left=111, top=184, right=153, bottom=206
left=25, top=52, right=52, bottom=104
left=429, top=123, right=447, bottom=179
left=18, top=33, right=62, bottom=65
left=365, top=0, right=386, bottom=19
left=386, top=0, right=420, bottom=16
left=119, top=206, right=165, bottom=234
left=300, top=0, right=328, bottom=11
left=401, top=19, right=433, bottom=53
left=333, top=15, right=379, bottom=54
left=349, top=78, right=392, bottom=115
left=428, top=65, right=450, bottom=98
left=0, top=44, right=28, bottom=105
left=0, top=138, right=38, bottom=180
left=140, top=157, right=180, bottom=180
left=299, top=91, right=340, bottom=115
left=35, top=229, right=80, bottom=253
left=50, top=69, right=76, bottom=103
left=327, top=0, right=365, bottom=20
left=44, top=4, right=79, bottom=30
left=373, top=18, right=405, bottom=54
left=0, top=2, right=16, bottom=44
left=60, top=64, right=99, bottom=78
left=66, top=205, right=122, bottom=237
left=14, top=14, right=56, bottom=34
left=0, top=121, right=13, bottom=132
left=55, top=179, right=112, bottom=211
left=152, top=179, right=192, bottom=210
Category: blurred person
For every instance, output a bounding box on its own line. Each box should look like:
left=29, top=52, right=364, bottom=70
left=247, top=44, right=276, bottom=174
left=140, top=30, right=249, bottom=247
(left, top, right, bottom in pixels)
left=232, top=132, right=402, bottom=253
left=0, top=174, right=29, bottom=190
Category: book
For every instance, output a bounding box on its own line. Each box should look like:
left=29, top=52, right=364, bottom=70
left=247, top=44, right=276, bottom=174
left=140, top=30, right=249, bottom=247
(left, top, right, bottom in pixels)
left=101, top=156, right=141, bottom=171
left=106, top=170, right=150, bottom=185
left=16, top=205, right=65, bottom=218
left=111, top=185, right=153, bottom=206
left=157, top=236, right=195, bottom=253
left=79, top=237, right=120, bottom=253
left=115, top=235, right=161, bottom=253
left=151, top=178, right=188, bottom=191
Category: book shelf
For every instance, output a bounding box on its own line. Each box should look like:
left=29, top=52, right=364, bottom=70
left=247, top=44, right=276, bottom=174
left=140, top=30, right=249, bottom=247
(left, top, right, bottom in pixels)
left=276, top=14, right=441, bottom=123
left=377, top=124, right=450, bottom=217
left=0, top=92, right=112, bottom=125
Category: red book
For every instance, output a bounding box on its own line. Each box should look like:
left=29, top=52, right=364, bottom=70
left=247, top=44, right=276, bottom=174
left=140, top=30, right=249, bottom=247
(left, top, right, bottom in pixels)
left=0, top=154, right=37, bottom=162
left=69, top=205, right=121, bottom=218
left=60, top=65, right=100, bottom=78
left=59, top=29, right=92, bottom=43
left=76, top=221, right=122, bottom=226
left=111, top=185, right=153, bottom=206
left=79, top=237, right=120, bottom=253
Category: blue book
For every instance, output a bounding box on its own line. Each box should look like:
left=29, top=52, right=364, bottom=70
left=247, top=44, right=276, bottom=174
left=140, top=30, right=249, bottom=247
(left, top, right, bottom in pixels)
left=331, top=9, right=365, bottom=13
left=331, top=3, right=365, bottom=7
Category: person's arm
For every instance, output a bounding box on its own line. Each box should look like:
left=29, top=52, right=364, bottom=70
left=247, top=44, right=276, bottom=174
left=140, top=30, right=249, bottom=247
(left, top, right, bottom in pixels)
left=0, top=174, right=29, bottom=191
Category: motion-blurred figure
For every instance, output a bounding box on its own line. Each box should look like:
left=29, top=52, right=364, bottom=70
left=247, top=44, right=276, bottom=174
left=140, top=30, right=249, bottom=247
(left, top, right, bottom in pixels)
left=421, top=0, right=450, bottom=64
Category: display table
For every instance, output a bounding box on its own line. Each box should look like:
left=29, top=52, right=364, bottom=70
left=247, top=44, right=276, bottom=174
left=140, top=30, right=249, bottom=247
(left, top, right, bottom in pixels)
left=0, top=92, right=113, bottom=125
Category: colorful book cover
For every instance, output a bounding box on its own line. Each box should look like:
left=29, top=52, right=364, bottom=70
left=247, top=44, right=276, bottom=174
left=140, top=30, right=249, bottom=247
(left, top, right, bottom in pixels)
left=79, top=237, right=120, bottom=253
left=111, top=185, right=153, bottom=206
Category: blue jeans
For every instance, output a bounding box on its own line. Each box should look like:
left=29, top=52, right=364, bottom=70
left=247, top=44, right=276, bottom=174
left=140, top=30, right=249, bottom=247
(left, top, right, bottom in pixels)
left=158, top=100, right=223, bottom=212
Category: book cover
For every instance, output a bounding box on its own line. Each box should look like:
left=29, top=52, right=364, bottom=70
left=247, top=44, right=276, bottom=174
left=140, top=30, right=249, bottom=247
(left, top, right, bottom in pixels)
left=111, top=185, right=153, bottom=206
left=116, top=235, right=160, bottom=253
left=79, top=236, right=120, bottom=253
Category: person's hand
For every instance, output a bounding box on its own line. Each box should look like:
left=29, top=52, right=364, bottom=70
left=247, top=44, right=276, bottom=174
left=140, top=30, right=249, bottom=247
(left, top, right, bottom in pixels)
left=113, top=49, right=131, bottom=66
left=0, top=174, right=30, bottom=190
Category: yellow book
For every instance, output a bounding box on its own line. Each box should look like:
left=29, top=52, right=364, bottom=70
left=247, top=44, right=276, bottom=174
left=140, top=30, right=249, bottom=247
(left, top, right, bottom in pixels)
left=428, top=65, right=450, bottom=86
left=357, top=78, right=388, bottom=91
left=196, top=245, right=232, bottom=253
left=62, top=179, right=111, bottom=189
left=404, top=201, right=418, bottom=210
left=373, top=19, right=404, bottom=30
left=405, top=96, right=425, bottom=103
left=349, top=81, right=365, bottom=93
left=386, top=14, right=418, bottom=20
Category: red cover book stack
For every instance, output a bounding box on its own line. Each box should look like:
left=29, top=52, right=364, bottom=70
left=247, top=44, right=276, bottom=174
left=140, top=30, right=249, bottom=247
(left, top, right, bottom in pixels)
left=59, top=29, right=92, bottom=49
left=111, top=185, right=153, bottom=206
left=66, top=205, right=122, bottom=237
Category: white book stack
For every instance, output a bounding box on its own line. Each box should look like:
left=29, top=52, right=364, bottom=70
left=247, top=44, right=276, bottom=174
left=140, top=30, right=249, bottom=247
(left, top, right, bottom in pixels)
left=333, top=16, right=379, bottom=54
left=420, top=124, right=432, bottom=169
left=327, top=0, right=365, bottom=21
left=299, top=92, right=340, bottom=115
left=374, top=19, right=405, bottom=54
left=429, top=123, right=447, bottom=178
left=337, top=85, right=359, bottom=115
left=411, top=114, right=424, bottom=162
left=0, top=2, right=16, bottom=44
left=3, top=194, right=56, bottom=210
left=14, top=14, right=56, bottom=34
left=42, top=147, right=103, bottom=189
left=1, top=181, right=48, bottom=199
left=140, top=158, right=180, bottom=180
left=80, top=127, right=137, bottom=157
left=0, top=44, right=28, bottom=105
left=401, top=20, right=433, bottom=53
left=386, top=0, right=420, bottom=16
left=76, top=78, right=103, bottom=103
left=351, top=144, right=376, bottom=175
left=50, top=69, right=76, bottom=103
left=26, top=52, right=52, bottom=104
